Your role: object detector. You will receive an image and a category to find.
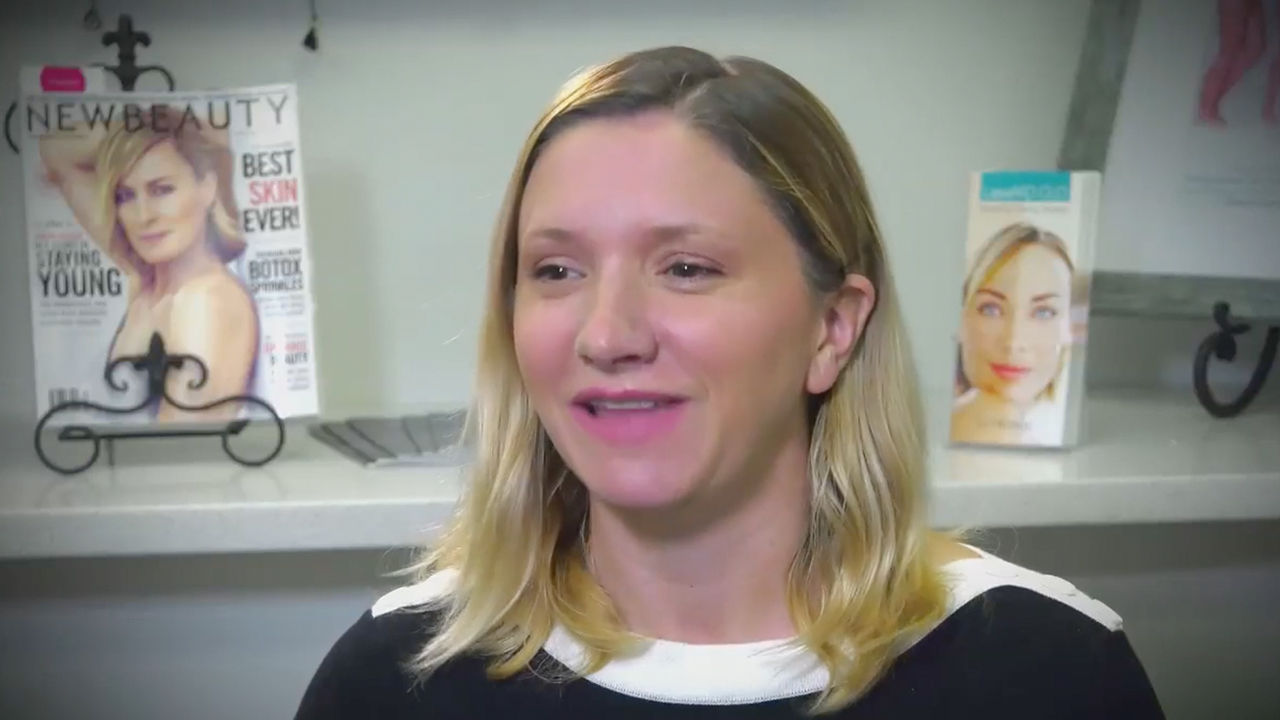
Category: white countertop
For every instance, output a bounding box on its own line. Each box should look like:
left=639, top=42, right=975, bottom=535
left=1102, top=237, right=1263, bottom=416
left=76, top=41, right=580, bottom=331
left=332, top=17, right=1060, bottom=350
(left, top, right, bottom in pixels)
left=1, top=389, right=1276, bottom=560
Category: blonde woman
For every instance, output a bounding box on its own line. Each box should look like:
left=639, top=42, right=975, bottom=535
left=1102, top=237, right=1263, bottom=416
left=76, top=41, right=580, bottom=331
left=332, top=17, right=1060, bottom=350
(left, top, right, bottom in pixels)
left=295, top=48, right=1163, bottom=719
left=39, top=105, right=258, bottom=422
left=950, top=223, right=1080, bottom=446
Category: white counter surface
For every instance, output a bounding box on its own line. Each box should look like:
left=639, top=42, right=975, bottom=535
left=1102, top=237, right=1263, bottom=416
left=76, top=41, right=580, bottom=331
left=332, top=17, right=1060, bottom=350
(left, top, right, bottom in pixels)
left=1, top=389, right=1276, bottom=560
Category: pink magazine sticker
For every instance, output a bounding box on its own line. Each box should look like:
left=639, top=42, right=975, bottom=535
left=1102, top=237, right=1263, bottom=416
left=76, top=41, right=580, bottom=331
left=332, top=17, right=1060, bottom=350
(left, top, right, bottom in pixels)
left=40, top=67, right=87, bottom=93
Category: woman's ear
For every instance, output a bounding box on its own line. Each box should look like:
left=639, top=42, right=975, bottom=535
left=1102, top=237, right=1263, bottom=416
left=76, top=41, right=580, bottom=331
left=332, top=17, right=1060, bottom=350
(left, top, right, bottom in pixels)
left=806, top=274, right=875, bottom=395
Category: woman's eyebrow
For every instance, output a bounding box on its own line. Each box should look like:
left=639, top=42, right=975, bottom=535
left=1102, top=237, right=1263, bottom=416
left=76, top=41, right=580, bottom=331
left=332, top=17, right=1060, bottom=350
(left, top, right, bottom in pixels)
left=522, top=223, right=719, bottom=245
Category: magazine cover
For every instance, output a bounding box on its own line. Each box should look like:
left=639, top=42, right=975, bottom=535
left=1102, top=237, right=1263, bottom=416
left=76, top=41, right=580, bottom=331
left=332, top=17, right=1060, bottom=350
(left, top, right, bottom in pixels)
left=20, top=82, right=320, bottom=426
left=948, top=170, right=1100, bottom=449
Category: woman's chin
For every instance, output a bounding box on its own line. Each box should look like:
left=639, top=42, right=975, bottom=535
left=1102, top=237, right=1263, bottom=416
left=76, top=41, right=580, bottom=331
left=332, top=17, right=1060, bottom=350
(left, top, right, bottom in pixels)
left=558, top=441, right=707, bottom=513
left=579, top=470, right=698, bottom=513
left=133, top=247, right=173, bottom=266
left=1001, top=385, right=1047, bottom=407
left=975, top=383, right=1030, bottom=406
left=131, top=239, right=191, bottom=267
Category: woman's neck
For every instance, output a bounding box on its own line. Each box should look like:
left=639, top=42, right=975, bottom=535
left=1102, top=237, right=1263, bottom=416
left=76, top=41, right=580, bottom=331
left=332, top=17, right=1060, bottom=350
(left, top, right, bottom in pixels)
left=585, top=436, right=811, bottom=646
left=152, top=238, right=220, bottom=297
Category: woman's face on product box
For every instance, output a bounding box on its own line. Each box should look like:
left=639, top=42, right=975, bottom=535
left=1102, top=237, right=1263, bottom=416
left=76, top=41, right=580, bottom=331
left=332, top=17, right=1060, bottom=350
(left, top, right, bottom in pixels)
left=960, top=243, right=1072, bottom=404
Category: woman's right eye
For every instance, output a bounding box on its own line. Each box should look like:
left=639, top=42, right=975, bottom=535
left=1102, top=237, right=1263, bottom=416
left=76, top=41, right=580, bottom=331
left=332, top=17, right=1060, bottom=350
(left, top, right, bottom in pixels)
left=976, top=302, right=1003, bottom=317
left=532, top=264, right=574, bottom=281
left=114, top=188, right=135, bottom=205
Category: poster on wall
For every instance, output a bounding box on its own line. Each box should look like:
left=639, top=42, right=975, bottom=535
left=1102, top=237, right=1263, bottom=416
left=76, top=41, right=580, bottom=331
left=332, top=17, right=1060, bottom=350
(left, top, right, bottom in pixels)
left=20, top=81, right=321, bottom=427
left=1096, top=0, right=1280, bottom=280
left=949, top=171, right=1101, bottom=449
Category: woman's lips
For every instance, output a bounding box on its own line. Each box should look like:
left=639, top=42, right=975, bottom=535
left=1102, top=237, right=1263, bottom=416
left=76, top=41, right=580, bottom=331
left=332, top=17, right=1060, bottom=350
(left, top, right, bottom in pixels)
left=569, top=389, right=690, bottom=446
left=570, top=400, right=688, bottom=445
left=137, top=230, right=170, bottom=244
left=989, top=362, right=1032, bottom=381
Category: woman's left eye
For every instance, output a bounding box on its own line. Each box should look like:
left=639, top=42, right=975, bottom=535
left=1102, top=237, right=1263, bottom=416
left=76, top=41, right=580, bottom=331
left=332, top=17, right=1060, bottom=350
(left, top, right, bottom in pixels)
left=665, top=262, right=719, bottom=279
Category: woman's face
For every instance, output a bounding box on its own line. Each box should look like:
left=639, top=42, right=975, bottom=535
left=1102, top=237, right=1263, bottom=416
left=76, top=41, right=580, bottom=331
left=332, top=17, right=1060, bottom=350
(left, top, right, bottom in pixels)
left=959, top=243, right=1072, bottom=404
left=114, top=140, right=216, bottom=266
left=512, top=112, right=855, bottom=514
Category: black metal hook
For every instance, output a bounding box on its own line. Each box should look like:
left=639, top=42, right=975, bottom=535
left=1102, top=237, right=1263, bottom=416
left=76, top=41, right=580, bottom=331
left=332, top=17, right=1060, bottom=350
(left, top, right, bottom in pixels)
left=1191, top=301, right=1278, bottom=419
left=99, top=14, right=176, bottom=93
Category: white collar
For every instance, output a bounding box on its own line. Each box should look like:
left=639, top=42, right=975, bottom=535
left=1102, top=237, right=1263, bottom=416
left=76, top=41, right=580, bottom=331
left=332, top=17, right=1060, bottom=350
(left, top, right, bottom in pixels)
left=373, top=547, right=1122, bottom=705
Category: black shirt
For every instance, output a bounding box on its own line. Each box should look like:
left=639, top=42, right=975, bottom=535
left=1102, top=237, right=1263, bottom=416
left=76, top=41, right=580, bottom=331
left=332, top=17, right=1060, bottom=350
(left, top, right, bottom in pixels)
left=294, top=550, right=1166, bottom=719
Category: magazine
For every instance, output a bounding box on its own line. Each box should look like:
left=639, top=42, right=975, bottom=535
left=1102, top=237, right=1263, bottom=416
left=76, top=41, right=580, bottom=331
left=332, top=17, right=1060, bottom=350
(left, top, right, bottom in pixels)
left=20, top=81, right=320, bottom=426
left=308, top=410, right=472, bottom=468
left=948, top=170, right=1100, bottom=449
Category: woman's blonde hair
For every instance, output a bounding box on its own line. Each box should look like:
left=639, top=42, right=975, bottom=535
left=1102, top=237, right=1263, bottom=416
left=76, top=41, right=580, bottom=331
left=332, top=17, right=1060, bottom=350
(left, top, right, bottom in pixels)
left=95, top=104, right=244, bottom=289
left=956, top=222, right=1078, bottom=400
left=405, top=46, right=952, bottom=714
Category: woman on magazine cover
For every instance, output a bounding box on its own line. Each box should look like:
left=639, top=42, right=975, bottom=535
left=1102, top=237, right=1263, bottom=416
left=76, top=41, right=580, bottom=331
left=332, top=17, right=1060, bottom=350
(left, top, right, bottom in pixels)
left=292, top=46, right=1163, bottom=720
left=39, top=105, right=258, bottom=422
left=950, top=222, right=1079, bottom=446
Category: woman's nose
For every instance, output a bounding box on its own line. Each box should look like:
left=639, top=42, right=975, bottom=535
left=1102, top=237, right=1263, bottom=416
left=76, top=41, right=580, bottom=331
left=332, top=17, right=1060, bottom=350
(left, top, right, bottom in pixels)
left=575, top=276, right=657, bottom=371
left=1004, top=314, right=1034, bottom=354
left=134, top=195, right=158, bottom=224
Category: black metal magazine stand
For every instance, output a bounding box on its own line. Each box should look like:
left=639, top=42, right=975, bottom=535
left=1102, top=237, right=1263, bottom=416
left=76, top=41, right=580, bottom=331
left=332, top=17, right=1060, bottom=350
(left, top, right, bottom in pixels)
left=27, top=14, right=286, bottom=475
left=1190, top=301, right=1278, bottom=419
left=35, top=334, right=287, bottom=475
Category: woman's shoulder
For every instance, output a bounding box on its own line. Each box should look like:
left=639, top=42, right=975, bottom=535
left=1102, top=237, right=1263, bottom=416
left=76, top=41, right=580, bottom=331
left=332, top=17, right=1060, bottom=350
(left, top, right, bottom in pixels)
left=292, top=571, right=470, bottom=720
left=171, top=270, right=251, bottom=305
left=166, top=270, right=255, bottom=325
left=895, top=548, right=1163, bottom=716
left=926, top=545, right=1131, bottom=664
left=939, top=545, right=1122, bottom=633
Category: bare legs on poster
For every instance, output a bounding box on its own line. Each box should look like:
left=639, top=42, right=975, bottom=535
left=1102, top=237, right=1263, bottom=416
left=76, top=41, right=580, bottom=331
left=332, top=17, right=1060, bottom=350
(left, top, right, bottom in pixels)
left=1197, top=0, right=1274, bottom=126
